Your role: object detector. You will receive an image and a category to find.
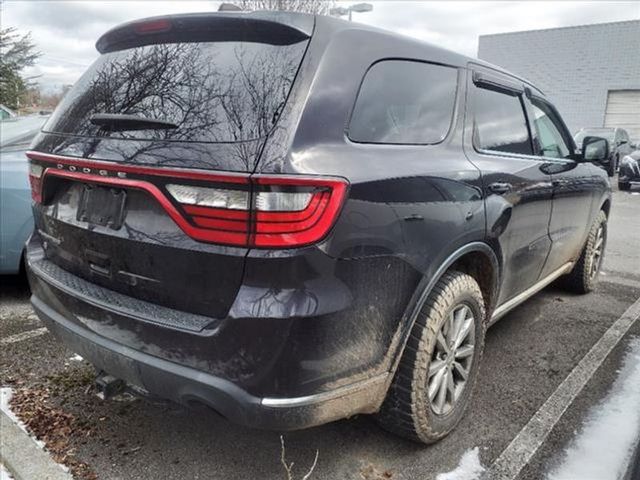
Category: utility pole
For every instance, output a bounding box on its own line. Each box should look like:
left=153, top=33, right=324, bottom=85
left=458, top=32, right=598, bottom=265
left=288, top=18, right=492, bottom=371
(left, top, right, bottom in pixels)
left=330, top=3, right=373, bottom=21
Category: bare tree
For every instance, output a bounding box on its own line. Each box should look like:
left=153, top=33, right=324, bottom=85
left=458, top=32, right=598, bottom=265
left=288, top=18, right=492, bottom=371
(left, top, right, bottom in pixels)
left=233, top=0, right=334, bottom=14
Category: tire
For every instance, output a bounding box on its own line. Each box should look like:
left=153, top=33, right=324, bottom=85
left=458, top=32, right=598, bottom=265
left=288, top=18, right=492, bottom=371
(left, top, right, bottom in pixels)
left=619, top=181, right=631, bottom=191
left=563, top=210, right=607, bottom=294
left=376, top=271, right=486, bottom=443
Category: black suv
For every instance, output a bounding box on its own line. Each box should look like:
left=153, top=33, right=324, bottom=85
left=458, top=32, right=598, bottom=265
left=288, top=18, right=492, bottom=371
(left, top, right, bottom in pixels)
left=574, top=127, right=633, bottom=176
left=619, top=146, right=640, bottom=191
left=26, top=12, right=612, bottom=443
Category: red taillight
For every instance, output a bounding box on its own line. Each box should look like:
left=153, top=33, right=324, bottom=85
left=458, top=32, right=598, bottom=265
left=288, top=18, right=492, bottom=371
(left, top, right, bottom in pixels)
left=29, top=163, right=44, bottom=203
left=27, top=152, right=348, bottom=249
left=168, top=176, right=348, bottom=248
left=134, top=19, right=172, bottom=34
left=251, top=176, right=348, bottom=247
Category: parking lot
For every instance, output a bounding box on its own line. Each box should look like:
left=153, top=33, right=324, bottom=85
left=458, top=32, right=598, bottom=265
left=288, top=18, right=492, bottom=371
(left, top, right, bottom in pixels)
left=1, top=186, right=639, bottom=480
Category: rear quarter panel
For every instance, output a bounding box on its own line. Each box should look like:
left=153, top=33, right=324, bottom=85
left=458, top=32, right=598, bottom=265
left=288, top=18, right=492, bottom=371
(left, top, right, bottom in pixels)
left=254, top=26, right=487, bottom=382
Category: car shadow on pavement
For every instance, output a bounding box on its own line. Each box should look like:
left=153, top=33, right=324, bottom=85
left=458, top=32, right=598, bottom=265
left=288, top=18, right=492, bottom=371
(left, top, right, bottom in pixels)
left=0, top=274, right=30, bottom=300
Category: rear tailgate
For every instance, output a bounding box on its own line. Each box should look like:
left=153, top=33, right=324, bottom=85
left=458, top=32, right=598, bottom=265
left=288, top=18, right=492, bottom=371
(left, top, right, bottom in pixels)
left=28, top=12, right=313, bottom=322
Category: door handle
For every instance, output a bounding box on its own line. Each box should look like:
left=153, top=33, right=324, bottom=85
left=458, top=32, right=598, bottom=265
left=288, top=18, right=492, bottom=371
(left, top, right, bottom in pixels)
left=488, top=182, right=512, bottom=195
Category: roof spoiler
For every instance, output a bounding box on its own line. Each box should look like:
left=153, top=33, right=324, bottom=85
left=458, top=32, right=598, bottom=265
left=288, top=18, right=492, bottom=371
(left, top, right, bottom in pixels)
left=96, top=12, right=314, bottom=53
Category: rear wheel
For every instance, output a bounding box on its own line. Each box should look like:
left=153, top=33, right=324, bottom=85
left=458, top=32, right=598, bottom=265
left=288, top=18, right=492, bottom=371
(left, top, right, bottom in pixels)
left=376, top=271, right=486, bottom=443
left=563, top=210, right=607, bottom=294
left=618, top=181, right=631, bottom=191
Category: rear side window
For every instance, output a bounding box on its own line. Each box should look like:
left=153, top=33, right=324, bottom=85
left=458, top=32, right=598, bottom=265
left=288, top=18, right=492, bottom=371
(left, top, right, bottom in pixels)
left=348, top=60, right=458, bottom=144
left=43, top=40, right=308, bottom=143
left=473, top=86, right=533, bottom=155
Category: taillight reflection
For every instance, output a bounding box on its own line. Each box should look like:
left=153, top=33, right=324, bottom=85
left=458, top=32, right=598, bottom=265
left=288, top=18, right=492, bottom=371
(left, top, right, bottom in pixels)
left=166, top=184, right=249, bottom=210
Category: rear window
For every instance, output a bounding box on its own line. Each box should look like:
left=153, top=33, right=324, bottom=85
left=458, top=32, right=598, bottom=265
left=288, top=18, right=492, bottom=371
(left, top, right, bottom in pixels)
left=348, top=60, right=458, bottom=145
left=43, top=40, right=308, bottom=143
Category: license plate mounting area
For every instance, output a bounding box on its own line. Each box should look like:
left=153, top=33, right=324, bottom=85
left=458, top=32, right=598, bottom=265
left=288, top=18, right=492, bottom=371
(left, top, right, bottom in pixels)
left=77, top=184, right=127, bottom=230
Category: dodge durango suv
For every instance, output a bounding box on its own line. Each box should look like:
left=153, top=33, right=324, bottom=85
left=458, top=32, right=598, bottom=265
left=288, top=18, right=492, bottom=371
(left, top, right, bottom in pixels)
left=26, top=12, right=612, bottom=443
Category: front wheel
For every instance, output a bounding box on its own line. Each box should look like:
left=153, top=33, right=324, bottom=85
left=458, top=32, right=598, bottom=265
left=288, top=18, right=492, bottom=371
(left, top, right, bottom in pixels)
left=619, top=181, right=631, bottom=191
left=375, top=271, right=486, bottom=443
left=563, top=210, right=607, bottom=293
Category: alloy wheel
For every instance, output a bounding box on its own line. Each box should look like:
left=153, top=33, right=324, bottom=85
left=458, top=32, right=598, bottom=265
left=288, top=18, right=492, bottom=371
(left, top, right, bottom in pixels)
left=428, top=304, right=476, bottom=416
left=590, top=225, right=604, bottom=279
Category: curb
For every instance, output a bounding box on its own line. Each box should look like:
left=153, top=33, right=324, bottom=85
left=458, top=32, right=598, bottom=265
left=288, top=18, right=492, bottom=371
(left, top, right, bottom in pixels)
left=0, top=410, right=72, bottom=480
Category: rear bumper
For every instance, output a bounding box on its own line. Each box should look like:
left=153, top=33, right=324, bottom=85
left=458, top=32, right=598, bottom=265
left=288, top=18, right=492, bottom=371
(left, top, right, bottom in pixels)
left=32, top=294, right=388, bottom=430
left=26, top=229, right=418, bottom=430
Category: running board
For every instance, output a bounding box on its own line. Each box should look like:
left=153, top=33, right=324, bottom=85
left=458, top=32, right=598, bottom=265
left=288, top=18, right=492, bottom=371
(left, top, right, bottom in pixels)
left=490, top=262, right=574, bottom=325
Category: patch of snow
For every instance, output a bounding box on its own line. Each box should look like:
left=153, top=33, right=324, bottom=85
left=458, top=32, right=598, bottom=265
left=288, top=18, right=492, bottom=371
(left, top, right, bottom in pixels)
left=0, top=387, right=45, bottom=448
left=0, top=388, right=24, bottom=432
left=69, top=354, right=84, bottom=362
left=436, top=447, right=485, bottom=480
left=547, top=337, right=640, bottom=480
left=1, top=463, right=15, bottom=480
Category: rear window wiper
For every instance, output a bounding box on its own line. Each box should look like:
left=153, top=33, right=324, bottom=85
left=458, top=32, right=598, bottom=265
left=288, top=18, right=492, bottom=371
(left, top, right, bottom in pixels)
left=89, top=113, right=178, bottom=131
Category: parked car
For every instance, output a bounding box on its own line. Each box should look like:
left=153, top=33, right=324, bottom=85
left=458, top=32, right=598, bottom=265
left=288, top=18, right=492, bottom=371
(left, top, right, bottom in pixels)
left=619, top=144, right=640, bottom=191
left=574, top=127, right=633, bottom=176
left=0, top=116, right=47, bottom=274
left=25, top=12, right=612, bottom=443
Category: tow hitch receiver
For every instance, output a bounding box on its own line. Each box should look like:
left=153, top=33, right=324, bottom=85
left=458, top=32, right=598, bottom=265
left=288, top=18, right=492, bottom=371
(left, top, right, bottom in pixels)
left=95, top=372, right=126, bottom=400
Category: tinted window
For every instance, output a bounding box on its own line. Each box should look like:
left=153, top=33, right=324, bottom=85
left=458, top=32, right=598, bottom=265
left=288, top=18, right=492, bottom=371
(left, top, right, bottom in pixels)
left=348, top=61, right=457, bottom=144
left=43, top=40, right=308, bottom=143
left=530, top=100, right=571, bottom=158
left=473, top=86, right=533, bottom=155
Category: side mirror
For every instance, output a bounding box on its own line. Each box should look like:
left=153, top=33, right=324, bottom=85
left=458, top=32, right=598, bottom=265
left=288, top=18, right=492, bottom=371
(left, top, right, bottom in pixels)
left=582, top=136, right=609, bottom=162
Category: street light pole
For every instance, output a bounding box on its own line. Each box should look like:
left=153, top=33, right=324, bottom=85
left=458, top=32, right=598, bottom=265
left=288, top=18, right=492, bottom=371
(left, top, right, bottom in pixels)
left=330, top=3, right=373, bottom=21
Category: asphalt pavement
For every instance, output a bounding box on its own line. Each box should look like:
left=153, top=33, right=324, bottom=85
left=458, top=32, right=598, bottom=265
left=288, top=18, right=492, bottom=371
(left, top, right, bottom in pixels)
left=1, top=186, right=639, bottom=480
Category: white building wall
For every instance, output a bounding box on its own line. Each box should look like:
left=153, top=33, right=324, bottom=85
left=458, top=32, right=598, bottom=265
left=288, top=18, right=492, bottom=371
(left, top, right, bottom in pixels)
left=478, top=20, right=640, bottom=135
